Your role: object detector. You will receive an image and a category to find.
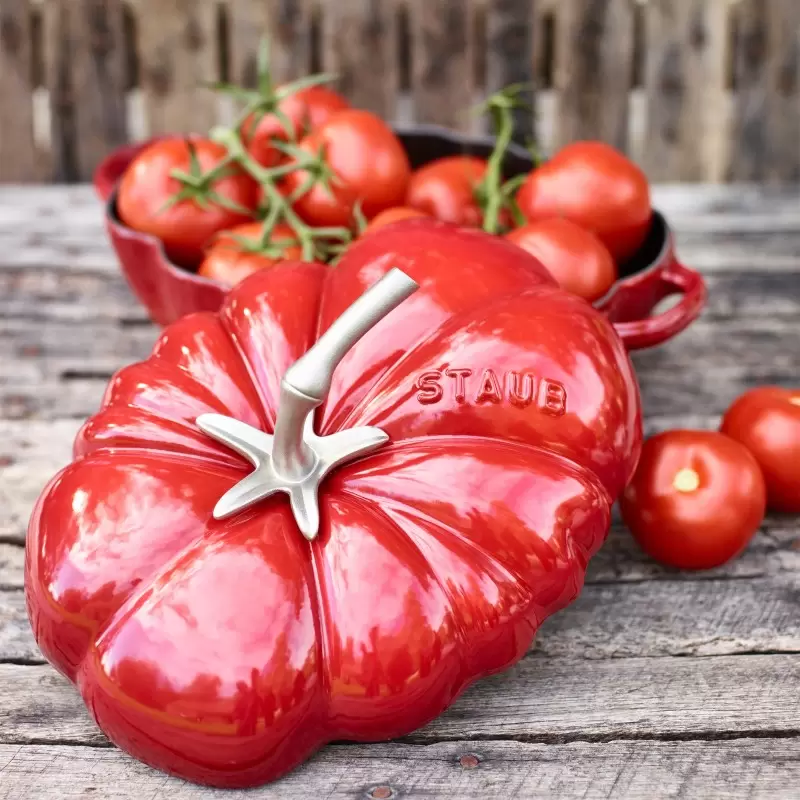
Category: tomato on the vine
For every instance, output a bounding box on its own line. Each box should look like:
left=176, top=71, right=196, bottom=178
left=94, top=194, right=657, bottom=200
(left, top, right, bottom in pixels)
left=720, top=387, right=800, bottom=513
left=405, top=155, right=488, bottom=227
left=364, top=206, right=428, bottom=233
left=620, top=430, right=766, bottom=570
left=284, top=109, right=411, bottom=227
left=505, top=218, right=617, bottom=302
left=516, top=141, right=651, bottom=263
left=243, top=85, right=349, bottom=168
left=197, top=222, right=301, bottom=287
left=118, top=137, right=258, bottom=267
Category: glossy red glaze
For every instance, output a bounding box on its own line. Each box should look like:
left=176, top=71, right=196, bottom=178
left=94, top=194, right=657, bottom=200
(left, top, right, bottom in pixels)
left=26, top=221, right=643, bottom=788
left=94, top=135, right=706, bottom=344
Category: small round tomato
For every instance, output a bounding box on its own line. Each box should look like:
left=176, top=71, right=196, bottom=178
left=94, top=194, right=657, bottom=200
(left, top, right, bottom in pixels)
left=284, top=110, right=411, bottom=227
left=364, top=206, right=428, bottom=233
left=720, top=387, right=800, bottom=513
left=517, top=141, right=651, bottom=263
left=620, top=430, right=766, bottom=570
left=198, top=222, right=301, bottom=287
left=505, top=218, right=617, bottom=302
left=243, top=85, right=350, bottom=167
left=118, top=137, right=258, bottom=267
left=405, top=155, right=487, bottom=227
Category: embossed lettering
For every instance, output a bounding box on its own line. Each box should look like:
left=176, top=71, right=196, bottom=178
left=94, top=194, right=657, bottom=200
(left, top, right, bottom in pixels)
left=445, top=368, right=473, bottom=403
left=475, top=368, right=502, bottom=404
left=507, top=371, right=535, bottom=407
left=540, top=379, right=567, bottom=416
left=415, top=370, right=443, bottom=404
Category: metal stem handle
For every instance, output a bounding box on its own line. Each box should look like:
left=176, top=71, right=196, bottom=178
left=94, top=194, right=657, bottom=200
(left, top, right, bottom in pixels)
left=272, top=268, right=418, bottom=482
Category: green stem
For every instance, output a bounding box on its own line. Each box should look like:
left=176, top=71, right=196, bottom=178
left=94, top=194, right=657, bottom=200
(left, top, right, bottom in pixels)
left=480, top=102, right=514, bottom=235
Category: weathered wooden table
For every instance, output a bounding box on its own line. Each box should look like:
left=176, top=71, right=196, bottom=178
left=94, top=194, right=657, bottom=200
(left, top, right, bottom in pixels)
left=1, top=184, right=798, bottom=799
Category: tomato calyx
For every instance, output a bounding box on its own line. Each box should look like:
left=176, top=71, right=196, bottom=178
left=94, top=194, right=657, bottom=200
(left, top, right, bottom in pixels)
left=473, top=84, right=534, bottom=234
left=161, top=139, right=254, bottom=216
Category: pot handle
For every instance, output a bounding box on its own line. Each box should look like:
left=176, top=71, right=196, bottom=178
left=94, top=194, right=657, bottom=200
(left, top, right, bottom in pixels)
left=599, top=261, right=707, bottom=351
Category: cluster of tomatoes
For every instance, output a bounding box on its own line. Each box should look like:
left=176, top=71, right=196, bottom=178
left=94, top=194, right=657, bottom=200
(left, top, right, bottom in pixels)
left=116, top=73, right=652, bottom=303
left=623, top=388, right=800, bottom=570
left=114, top=61, right=797, bottom=576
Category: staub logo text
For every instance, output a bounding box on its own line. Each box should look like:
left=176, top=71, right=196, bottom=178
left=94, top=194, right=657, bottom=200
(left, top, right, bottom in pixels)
left=414, top=368, right=567, bottom=416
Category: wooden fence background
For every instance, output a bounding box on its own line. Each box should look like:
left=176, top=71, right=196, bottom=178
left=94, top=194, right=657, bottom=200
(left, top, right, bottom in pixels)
left=0, top=0, right=798, bottom=184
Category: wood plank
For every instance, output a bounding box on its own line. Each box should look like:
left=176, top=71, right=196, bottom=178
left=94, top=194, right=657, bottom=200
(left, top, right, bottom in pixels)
left=0, top=544, right=25, bottom=590
left=323, top=0, right=397, bottom=119
left=643, top=0, right=731, bottom=181
left=729, top=0, right=800, bottom=182
left=485, top=0, right=535, bottom=141
left=44, top=0, right=128, bottom=182
left=2, top=654, right=798, bottom=746
left=135, top=0, right=218, bottom=136
left=227, top=0, right=313, bottom=89
left=6, top=569, right=800, bottom=664
left=410, top=0, right=474, bottom=130
left=1, top=739, right=800, bottom=799
left=0, top=0, right=40, bottom=182
left=552, top=0, right=635, bottom=152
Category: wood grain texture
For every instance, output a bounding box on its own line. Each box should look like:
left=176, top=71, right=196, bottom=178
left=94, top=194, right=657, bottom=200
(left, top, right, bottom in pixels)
left=729, top=0, right=800, bottom=182
left=410, top=0, right=474, bottom=130
left=44, top=0, right=128, bottom=182
left=485, top=0, right=535, bottom=141
left=1, top=739, right=800, bottom=799
left=643, top=0, right=731, bottom=181
left=0, top=0, right=40, bottom=182
left=227, top=0, right=313, bottom=89
left=135, top=0, right=218, bottom=135
left=0, top=545, right=25, bottom=590
left=552, top=0, right=634, bottom=151
left=323, top=0, right=396, bottom=118
left=2, top=653, right=799, bottom=746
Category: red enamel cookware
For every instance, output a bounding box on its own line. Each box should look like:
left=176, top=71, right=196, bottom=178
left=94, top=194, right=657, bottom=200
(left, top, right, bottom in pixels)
left=27, top=221, right=643, bottom=787
left=93, top=128, right=706, bottom=350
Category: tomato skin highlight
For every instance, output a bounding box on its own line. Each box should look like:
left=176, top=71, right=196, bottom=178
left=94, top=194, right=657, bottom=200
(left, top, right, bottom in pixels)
left=117, top=137, right=258, bottom=268
left=285, top=110, right=411, bottom=226
left=505, top=218, right=617, bottom=302
left=364, top=206, right=429, bottom=233
left=243, top=85, right=350, bottom=168
left=406, top=155, right=487, bottom=227
left=620, top=430, right=767, bottom=570
left=720, top=386, right=800, bottom=513
left=198, top=222, right=302, bottom=287
left=517, top=141, right=651, bottom=263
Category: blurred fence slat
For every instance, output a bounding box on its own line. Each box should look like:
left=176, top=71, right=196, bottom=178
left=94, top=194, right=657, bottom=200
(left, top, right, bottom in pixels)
left=552, top=0, right=634, bottom=151
left=45, top=0, right=128, bottom=181
left=323, top=0, right=397, bottom=119
left=136, top=0, right=217, bottom=136
left=0, top=0, right=40, bottom=181
left=729, top=0, right=800, bottom=182
left=643, top=0, right=731, bottom=182
left=410, top=0, right=474, bottom=130
left=228, top=0, right=313, bottom=89
left=485, top=0, right=535, bottom=141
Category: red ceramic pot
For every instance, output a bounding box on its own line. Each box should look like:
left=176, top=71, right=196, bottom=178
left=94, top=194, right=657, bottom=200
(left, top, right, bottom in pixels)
left=28, top=224, right=643, bottom=787
left=94, top=128, right=706, bottom=349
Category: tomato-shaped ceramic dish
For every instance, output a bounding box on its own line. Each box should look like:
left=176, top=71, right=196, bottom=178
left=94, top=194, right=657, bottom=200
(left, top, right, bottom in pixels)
left=94, top=127, right=706, bottom=350
left=27, top=222, right=643, bottom=788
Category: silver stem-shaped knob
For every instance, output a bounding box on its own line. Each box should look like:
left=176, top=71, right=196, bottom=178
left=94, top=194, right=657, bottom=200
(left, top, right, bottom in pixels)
left=197, top=268, right=419, bottom=540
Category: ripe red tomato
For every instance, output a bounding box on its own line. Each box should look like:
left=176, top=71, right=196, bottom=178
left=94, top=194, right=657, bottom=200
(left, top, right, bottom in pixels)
left=243, top=85, right=349, bottom=167
left=620, top=430, right=766, bottom=570
left=505, top=218, right=617, bottom=302
left=720, top=387, right=800, bottom=513
left=284, top=110, right=411, bottom=227
left=118, top=137, right=258, bottom=267
left=364, top=206, right=428, bottom=233
left=197, top=222, right=301, bottom=287
left=405, top=155, right=487, bottom=227
left=516, top=141, right=652, bottom=263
